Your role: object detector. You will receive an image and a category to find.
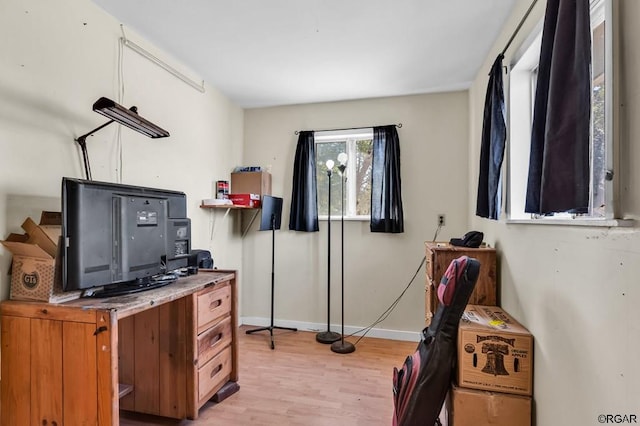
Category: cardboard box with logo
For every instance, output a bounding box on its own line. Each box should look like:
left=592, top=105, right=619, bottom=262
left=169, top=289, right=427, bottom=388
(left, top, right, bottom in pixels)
left=1, top=212, right=81, bottom=303
left=450, top=385, right=531, bottom=426
left=457, top=305, right=533, bottom=396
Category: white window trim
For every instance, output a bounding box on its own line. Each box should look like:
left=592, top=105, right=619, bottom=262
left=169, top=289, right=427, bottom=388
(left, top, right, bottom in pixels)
left=315, top=128, right=373, bottom=221
left=504, top=0, right=632, bottom=227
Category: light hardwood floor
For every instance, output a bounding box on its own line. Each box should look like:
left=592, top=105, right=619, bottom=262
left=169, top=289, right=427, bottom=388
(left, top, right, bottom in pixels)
left=120, top=326, right=417, bottom=425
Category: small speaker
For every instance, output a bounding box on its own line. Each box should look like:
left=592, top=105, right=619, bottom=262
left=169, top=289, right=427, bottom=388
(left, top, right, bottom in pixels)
left=188, top=249, right=213, bottom=269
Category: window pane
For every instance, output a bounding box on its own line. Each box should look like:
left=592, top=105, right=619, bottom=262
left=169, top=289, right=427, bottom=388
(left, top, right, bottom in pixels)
left=355, top=139, right=372, bottom=216
left=316, top=141, right=345, bottom=216
left=591, top=20, right=606, bottom=217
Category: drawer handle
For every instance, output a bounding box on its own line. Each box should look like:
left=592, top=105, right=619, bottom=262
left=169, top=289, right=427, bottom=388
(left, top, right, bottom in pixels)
left=209, top=299, right=222, bottom=310
left=210, top=364, right=222, bottom=378
left=209, top=332, right=223, bottom=348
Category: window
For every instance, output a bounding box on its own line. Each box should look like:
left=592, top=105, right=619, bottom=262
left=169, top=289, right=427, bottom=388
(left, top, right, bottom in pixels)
left=315, top=129, right=373, bottom=219
left=507, top=0, right=613, bottom=221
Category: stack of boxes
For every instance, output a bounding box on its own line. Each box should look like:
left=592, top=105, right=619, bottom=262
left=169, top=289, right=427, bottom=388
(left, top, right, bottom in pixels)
left=424, top=242, right=533, bottom=426
left=229, top=171, right=271, bottom=208
left=453, top=305, right=533, bottom=425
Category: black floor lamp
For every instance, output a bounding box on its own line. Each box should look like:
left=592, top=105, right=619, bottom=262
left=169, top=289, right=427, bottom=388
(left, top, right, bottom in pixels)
left=331, top=153, right=355, bottom=354
left=316, top=160, right=341, bottom=344
left=246, top=195, right=297, bottom=350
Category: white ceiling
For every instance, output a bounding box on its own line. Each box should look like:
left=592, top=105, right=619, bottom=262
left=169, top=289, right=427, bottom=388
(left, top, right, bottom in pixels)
left=92, top=0, right=519, bottom=108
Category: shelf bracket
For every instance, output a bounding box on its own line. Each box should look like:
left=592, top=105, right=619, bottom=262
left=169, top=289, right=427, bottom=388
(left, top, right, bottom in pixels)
left=242, top=209, right=261, bottom=238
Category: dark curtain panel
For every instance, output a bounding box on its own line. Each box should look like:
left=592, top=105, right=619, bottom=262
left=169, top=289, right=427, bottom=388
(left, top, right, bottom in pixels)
left=371, top=125, right=404, bottom=233
left=525, top=0, right=592, bottom=214
left=288, top=131, right=319, bottom=232
left=476, top=54, right=506, bottom=220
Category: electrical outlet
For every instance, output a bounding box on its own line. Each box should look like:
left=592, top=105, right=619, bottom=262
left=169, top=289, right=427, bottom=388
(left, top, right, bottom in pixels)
left=438, top=214, right=446, bottom=226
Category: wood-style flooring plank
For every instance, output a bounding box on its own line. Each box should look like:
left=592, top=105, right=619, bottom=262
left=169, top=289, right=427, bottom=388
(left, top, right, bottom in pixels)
left=120, top=326, right=417, bottom=425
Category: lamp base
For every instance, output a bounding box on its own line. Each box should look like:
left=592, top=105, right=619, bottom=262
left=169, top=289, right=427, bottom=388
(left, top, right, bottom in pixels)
left=331, top=339, right=356, bottom=354
left=316, top=330, right=341, bottom=344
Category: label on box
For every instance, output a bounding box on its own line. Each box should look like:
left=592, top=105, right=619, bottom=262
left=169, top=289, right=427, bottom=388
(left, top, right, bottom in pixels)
left=457, top=305, right=533, bottom=396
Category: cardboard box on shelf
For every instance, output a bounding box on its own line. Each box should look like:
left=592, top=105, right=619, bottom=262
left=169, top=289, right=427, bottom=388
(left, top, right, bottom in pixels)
left=230, top=171, right=271, bottom=197
left=1, top=213, right=81, bottom=303
left=457, top=305, right=533, bottom=396
left=451, top=385, right=531, bottom=426
left=228, top=193, right=261, bottom=208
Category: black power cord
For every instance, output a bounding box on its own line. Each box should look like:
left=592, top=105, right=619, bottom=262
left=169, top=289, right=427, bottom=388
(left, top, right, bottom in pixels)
left=346, top=223, right=443, bottom=346
left=347, top=255, right=426, bottom=345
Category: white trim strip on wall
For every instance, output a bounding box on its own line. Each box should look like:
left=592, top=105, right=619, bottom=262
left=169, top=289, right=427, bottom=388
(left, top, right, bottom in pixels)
left=240, top=317, right=422, bottom=342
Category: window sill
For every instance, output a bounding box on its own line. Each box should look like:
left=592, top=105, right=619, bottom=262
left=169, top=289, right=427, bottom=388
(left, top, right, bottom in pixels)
left=506, top=218, right=635, bottom=227
left=319, top=215, right=370, bottom=222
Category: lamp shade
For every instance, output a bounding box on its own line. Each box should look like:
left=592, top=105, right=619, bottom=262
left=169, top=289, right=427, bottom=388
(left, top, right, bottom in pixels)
left=92, top=97, right=169, bottom=138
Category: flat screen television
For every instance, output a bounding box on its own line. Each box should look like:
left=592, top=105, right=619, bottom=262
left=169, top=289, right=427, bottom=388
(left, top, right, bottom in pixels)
left=61, top=177, right=191, bottom=297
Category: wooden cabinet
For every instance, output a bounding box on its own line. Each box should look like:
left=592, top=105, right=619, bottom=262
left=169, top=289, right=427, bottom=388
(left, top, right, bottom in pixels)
left=424, top=242, right=497, bottom=324
left=0, top=270, right=238, bottom=426
left=187, top=281, right=236, bottom=416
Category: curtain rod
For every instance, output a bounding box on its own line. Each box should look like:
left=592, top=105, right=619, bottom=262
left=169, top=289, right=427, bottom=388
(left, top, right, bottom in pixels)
left=294, top=123, right=402, bottom=135
left=500, top=0, right=540, bottom=56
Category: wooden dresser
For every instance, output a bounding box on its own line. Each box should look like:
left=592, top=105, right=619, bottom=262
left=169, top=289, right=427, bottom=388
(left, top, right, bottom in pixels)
left=424, top=242, right=497, bottom=324
left=0, top=270, right=238, bottom=426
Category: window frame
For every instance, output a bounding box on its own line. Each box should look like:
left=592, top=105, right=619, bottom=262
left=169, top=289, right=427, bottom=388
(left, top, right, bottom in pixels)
left=314, top=128, right=373, bottom=221
left=504, top=0, right=629, bottom=226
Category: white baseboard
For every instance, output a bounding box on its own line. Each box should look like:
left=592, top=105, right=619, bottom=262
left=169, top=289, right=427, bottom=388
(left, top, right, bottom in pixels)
left=240, top=317, right=421, bottom=342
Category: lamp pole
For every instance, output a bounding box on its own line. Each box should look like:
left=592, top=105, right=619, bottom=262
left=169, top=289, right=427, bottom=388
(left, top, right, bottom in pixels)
left=331, top=153, right=355, bottom=354
left=316, top=160, right=340, bottom=344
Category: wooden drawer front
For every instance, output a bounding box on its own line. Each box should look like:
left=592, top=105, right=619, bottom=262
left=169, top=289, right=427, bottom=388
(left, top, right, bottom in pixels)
left=197, top=316, right=232, bottom=368
left=198, top=346, right=232, bottom=402
left=197, top=284, right=231, bottom=334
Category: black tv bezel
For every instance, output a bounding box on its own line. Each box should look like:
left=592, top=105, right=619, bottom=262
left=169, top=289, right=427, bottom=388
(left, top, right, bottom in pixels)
left=61, top=177, right=189, bottom=293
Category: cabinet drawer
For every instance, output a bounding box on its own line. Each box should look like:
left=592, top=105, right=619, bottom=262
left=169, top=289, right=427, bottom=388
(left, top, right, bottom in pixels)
left=198, top=346, right=232, bottom=402
left=197, top=283, right=231, bottom=334
left=197, top=316, right=232, bottom=368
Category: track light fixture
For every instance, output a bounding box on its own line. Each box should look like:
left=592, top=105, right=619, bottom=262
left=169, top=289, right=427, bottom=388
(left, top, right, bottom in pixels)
left=74, top=97, right=169, bottom=180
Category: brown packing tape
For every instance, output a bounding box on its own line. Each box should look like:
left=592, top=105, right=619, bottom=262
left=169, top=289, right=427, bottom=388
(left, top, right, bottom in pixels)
left=40, top=211, right=62, bottom=226
left=5, top=233, right=29, bottom=243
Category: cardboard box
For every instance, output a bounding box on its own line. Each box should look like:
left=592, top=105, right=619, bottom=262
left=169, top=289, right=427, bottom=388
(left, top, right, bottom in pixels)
left=21, top=217, right=59, bottom=258
left=457, top=305, right=533, bottom=396
left=1, top=214, right=81, bottom=303
left=229, top=193, right=261, bottom=208
left=230, top=171, right=271, bottom=197
left=451, top=385, right=531, bottom=426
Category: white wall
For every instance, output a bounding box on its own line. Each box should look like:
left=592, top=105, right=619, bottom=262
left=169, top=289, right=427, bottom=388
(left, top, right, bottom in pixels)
left=0, top=0, right=244, bottom=300
left=243, top=93, right=470, bottom=336
left=468, top=1, right=640, bottom=425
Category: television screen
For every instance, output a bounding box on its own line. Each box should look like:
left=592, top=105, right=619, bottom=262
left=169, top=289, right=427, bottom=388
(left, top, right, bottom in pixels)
left=61, top=177, right=191, bottom=295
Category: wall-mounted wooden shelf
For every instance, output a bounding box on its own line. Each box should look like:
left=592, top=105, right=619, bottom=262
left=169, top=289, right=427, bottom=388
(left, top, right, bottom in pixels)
left=200, top=204, right=261, bottom=237
left=200, top=204, right=256, bottom=210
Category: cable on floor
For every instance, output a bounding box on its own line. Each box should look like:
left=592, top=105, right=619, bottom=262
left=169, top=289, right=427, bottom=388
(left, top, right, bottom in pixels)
left=346, top=223, right=443, bottom=346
